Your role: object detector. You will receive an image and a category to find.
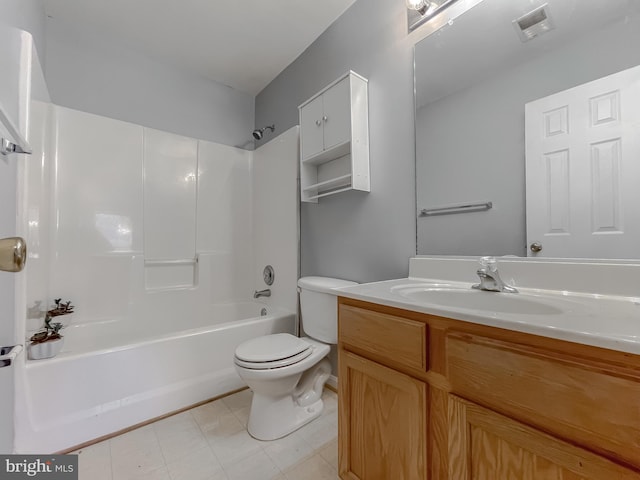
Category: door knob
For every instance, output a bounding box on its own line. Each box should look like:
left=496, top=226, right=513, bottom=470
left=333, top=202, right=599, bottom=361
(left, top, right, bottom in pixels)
left=0, top=237, right=27, bottom=272
left=315, top=120, right=322, bottom=126
left=529, top=242, right=543, bottom=253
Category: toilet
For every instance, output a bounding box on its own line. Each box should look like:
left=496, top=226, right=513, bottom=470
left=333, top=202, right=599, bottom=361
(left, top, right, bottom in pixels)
left=234, top=276, right=357, bottom=441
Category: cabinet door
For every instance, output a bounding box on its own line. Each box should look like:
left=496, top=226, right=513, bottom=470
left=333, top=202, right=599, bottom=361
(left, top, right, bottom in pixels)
left=448, top=395, right=639, bottom=480
left=300, top=95, right=324, bottom=159
left=339, top=351, right=427, bottom=480
left=322, top=76, right=351, bottom=150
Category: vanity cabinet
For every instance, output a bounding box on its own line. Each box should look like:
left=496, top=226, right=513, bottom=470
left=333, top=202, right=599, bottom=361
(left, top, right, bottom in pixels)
left=338, top=304, right=428, bottom=479
left=448, top=396, right=637, bottom=479
left=337, top=297, right=640, bottom=480
left=339, top=351, right=427, bottom=479
left=298, top=71, right=369, bottom=202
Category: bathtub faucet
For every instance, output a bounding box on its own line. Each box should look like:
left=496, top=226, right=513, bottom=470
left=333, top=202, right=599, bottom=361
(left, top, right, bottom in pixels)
left=254, top=289, right=271, bottom=298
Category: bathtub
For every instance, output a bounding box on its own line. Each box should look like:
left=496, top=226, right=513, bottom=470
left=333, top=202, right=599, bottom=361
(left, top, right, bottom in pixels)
left=14, top=303, right=295, bottom=453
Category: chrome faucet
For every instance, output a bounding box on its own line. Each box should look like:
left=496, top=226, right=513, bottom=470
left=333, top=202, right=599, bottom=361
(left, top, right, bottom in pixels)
left=254, top=289, right=271, bottom=298
left=472, top=257, right=518, bottom=293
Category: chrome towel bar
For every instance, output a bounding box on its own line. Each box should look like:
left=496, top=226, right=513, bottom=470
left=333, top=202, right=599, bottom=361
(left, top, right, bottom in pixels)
left=420, top=201, right=492, bottom=217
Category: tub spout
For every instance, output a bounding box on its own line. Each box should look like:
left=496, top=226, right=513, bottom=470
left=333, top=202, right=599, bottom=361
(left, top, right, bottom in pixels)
left=254, top=289, right=271, bottom=298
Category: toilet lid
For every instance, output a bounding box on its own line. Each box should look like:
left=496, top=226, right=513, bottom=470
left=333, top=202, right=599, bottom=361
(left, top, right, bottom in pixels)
left=235, top=333, right=311, bottom=363
left=234, top=347, right=313, bottom=370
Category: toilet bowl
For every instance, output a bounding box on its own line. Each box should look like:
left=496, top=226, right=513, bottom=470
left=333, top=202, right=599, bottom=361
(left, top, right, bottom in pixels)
left=234, top=334, right=331, bottom=440
left=233, top=276, right=357, bottom=441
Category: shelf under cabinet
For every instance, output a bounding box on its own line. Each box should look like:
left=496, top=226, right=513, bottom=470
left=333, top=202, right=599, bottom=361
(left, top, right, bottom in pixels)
left=301, top=140, right=351, bottom=166
left=302, top=174, right=352, bottom=194
left=306, top=186, right=354, bottom=201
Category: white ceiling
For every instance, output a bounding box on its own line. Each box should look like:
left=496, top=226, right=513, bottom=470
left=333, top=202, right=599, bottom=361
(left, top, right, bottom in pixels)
left=43, top=0, right=357, bottom=96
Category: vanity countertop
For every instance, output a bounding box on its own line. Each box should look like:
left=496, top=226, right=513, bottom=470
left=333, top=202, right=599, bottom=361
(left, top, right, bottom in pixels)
left=335, top=277, right=640, bottom=355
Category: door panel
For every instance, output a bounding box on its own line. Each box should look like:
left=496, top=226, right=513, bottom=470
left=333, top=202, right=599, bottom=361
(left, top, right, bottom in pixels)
left=299, top=95, right=324, bottom=160
left=0, top=129, right=17, bottom=454
left=448, top=396, right=639, bottom=480
left=525, top=64, right=640, bottom=258
left=322, top=77, right=351, bottom=151
left=339, top=351, right=427, bottom=480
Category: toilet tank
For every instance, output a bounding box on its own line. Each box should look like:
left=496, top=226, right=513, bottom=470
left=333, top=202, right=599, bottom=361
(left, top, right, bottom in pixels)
left=298, top=276, right=358, bottom=344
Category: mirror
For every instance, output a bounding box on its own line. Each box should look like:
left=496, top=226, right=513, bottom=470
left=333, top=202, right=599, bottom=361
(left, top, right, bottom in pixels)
left=414, top=0, right=640, bottom=258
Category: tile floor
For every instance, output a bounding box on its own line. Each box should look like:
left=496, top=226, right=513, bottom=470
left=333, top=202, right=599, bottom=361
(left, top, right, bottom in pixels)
left=73, top=388, right=339, bottom=480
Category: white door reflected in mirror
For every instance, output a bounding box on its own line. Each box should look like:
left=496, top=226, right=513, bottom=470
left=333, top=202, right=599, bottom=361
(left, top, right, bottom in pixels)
left=525, top=64, right=640, bottom=259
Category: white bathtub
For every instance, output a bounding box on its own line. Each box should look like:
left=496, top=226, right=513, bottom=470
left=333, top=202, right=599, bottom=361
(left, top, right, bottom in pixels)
left=14, top=303, right=295, bottom=453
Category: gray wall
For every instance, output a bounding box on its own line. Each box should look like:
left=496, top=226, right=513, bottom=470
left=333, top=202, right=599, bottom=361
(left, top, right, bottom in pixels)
left=0, top=0, right=45, bottom=63
left=416, top=13, right=640, bottom=256
left=44, top=18, right=255, bottom=148
left=255, top=0, right=417, bottom=283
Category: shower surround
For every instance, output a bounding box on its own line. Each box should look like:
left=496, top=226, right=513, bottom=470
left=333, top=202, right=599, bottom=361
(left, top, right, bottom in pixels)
left=15, top=101, right=299, bottom=453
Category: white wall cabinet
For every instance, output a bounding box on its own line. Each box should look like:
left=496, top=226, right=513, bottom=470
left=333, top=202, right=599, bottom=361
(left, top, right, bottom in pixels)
left=299, top=71, right=369, bottom=202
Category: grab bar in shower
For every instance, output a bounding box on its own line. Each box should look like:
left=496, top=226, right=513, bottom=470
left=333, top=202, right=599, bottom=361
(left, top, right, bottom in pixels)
left=420, top=201, right=492, bottom=217
left=144, top=256, right=199, bottom=266
left=0, top=101, right=32, bottom=156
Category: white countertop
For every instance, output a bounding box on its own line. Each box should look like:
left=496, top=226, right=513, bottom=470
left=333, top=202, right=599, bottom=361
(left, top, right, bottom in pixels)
left=335, top=277, right=640, bottom=355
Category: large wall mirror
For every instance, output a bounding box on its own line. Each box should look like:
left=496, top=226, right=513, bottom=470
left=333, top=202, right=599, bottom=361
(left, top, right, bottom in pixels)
left=414, top=0, right=640, bottom=259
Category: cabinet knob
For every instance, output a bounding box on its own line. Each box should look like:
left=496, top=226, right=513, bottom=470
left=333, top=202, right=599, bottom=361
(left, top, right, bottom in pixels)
left=315, top=120, right=322, bottom=126
left=323, top=116, right=328, bottom=122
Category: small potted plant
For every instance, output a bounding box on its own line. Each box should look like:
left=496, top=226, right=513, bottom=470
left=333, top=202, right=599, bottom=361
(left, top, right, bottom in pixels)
left=47, top=298, right=74, bottom=326
left=28, top=299, right=74, bottom=360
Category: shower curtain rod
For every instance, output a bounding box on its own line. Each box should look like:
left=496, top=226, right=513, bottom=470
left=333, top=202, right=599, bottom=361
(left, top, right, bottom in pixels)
left=0, top=101, right=32, bottom=156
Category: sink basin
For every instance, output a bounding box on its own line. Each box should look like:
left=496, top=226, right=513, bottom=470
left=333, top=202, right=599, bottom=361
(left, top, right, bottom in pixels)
left=394, top=287, right=565, bottom=315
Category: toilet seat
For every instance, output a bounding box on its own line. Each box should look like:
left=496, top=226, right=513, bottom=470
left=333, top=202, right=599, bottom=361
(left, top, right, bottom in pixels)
left=235, top=348, right=313, bottom=369
left=234, top=333, right=312, bottom=370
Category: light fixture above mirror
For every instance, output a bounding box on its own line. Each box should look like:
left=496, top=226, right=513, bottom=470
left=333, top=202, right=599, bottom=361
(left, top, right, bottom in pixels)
left=407, top=0, right=456, bottom=32
left=407, top=0, right=485, bottom=35
left=406, top=0, right=436, bottom=17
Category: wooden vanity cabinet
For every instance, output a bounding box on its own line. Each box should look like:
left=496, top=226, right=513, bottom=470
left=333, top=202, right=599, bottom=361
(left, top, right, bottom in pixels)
left=448, top=396, right=638, bottom=480
left=337, top=297, right=640, bottom=480
left=339, top=351, right=427, bottom=479
left=338, top=303, right=429, bottom=479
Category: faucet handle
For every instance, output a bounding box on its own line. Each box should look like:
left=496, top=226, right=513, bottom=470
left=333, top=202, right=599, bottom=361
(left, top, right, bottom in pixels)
left=479, top=256, right=497, bottom=271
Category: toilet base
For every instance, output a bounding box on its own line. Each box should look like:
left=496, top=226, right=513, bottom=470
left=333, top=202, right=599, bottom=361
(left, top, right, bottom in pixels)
left=247, top=393, right=324, bottom=441
left=246, top=356, right=331, bottom=440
